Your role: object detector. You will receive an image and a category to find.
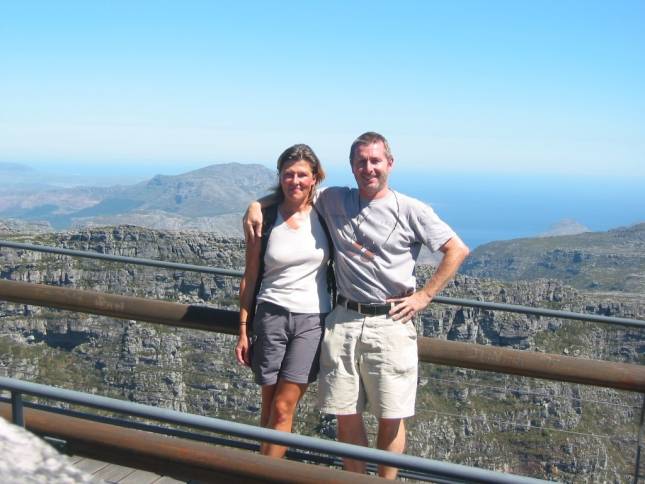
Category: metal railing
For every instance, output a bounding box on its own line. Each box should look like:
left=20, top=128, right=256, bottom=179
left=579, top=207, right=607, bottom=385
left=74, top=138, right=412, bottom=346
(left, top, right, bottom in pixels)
left=1, top=238, right=644, bottom=481
left=1, top=279, right=643, bottom=392
left=0, top=376, right=547, bottom=484
left=0, top=399, right=383, bottom=484
left=1, top=278, right=644, bottom=481
left=0, top=239, right=243, bottom=277
left=2, top=239, right=644, bottom=329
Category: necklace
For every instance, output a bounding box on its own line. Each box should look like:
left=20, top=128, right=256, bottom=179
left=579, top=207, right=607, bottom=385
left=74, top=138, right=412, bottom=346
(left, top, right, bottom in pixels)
left=350, top=190, right=400, bottom=261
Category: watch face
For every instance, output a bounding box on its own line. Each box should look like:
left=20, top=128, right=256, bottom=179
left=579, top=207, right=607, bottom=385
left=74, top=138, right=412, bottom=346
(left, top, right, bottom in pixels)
left=352, top=240, right=376, bottom=261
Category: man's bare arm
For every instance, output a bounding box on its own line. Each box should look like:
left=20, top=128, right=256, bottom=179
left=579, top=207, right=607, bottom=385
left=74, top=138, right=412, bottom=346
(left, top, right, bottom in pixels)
left=243, top=193, right=279, bottom=242
left=389, top=236, right=469, bottom=322
left=421, top=235, right=469, bottom=299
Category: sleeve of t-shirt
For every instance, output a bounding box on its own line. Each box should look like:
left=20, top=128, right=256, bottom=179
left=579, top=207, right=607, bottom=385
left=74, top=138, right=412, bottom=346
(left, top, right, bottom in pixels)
left=312, top=186, right=326, bottom=204
left=313, top=186, right=340, bottom=219
left=409, top=198, right=456, bottom=253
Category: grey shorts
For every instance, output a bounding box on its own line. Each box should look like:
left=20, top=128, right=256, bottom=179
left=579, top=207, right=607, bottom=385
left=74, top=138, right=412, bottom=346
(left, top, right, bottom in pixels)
left=251, top=301, right=326, bottom=386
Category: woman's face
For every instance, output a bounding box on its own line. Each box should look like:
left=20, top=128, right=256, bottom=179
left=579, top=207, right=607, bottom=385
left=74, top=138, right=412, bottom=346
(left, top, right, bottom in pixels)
left=280, top=159, right=316, bottom=205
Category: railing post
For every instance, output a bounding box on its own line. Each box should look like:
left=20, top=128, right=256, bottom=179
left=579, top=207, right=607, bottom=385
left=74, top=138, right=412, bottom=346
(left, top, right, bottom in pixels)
left=635, top=394, right=645, bottom=484
left=11, top=391, right=24, bottom=427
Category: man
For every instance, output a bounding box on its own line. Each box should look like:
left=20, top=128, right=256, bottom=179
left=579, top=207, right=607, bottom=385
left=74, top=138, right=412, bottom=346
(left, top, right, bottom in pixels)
left=245, top=132, right=469, bottom=479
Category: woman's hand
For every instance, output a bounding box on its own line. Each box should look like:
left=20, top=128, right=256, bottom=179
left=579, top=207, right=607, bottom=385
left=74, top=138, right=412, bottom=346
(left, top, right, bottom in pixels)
left=235, top=334, right=251, bottom=366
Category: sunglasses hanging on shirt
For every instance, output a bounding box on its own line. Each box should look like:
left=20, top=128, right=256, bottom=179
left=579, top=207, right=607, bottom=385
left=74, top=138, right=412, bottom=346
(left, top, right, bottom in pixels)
left=350, top=190, right=400, bottom=262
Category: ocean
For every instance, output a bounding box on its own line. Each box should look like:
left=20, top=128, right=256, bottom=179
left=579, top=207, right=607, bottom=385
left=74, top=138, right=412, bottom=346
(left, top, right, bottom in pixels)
left=323, top=166, right=645, bottom=249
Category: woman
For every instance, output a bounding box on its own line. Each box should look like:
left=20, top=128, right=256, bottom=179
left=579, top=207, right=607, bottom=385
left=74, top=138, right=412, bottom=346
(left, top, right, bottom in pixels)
left=236, top=144, right=332, bottom=457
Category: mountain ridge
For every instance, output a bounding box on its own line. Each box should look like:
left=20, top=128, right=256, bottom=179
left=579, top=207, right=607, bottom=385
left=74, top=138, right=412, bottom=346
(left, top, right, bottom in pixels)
left=461, top=222, right=645, bottom=292
left=0, top=162, right=276, bottom=231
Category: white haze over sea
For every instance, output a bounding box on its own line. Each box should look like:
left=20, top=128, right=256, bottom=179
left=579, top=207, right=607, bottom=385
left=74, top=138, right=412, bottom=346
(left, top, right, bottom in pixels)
left=22, top=161, right=645, bottom=249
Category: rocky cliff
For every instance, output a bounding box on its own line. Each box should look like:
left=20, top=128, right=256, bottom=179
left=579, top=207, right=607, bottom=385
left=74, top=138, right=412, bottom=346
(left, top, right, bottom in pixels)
left=1, top=226, right=643, bottom=482
left=462, top=223, right=645, bottom=294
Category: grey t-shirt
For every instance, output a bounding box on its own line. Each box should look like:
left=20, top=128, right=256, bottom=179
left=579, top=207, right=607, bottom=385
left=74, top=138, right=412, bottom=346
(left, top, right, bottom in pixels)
left=316, top=187, right=456, bottom=303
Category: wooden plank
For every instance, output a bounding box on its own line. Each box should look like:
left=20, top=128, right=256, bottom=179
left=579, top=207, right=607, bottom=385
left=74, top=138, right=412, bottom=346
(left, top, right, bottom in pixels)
left=152, top=477, right=186, bottom=483
left=93, top=463, right=136, bottom=481
left=74, top=457, right=110, bottom=474
left=119, top=469, right=163, bottom=484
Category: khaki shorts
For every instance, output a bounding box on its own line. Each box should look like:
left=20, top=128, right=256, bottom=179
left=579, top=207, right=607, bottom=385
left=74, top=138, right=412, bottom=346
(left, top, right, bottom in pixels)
left=318, top=305, right=418, bottom=419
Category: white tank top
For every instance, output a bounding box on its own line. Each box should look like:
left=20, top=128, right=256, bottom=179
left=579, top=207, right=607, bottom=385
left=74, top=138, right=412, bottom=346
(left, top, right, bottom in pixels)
left=257, top=208, right=331, bottom=313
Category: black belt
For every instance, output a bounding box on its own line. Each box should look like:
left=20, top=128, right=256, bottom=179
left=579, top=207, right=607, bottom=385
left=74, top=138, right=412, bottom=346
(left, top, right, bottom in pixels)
left=336, top=295, right=392, bottom=316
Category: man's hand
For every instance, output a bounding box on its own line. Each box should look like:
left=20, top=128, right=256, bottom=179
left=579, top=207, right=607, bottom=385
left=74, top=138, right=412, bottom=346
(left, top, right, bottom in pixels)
left=387, top=235, right=469, bottom=324
left=388, top=290, right=433, bottom=323
left=243, top=201, right=264, bottom=243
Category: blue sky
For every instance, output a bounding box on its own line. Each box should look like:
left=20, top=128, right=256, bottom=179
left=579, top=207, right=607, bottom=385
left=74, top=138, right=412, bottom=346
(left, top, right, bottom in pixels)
left=1, top=1, right=644, bottom=177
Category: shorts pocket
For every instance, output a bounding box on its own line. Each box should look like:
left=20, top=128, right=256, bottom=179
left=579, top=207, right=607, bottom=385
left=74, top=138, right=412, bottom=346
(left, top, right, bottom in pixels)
left=405, top=320, right=418, bottom=338
left=385, top=321, right=418, bottom=374
left=248, top=334, right=257, bottom=363
left=323, top=306, right=340, bottom=330
left=319, top=314, right=348, bottom=372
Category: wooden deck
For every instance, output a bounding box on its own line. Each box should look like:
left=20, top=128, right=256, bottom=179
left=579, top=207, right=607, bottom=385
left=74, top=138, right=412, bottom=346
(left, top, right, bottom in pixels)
left=70, top=456, right=186, bottom=484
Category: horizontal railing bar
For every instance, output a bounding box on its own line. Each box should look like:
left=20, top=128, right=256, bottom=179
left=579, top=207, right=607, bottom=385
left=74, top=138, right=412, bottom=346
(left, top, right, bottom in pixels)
left=0, top=239, right=243, bottom=277
left=0, top=278, right=238, bottom=333
left=2, top=239, right=643, bottom=328
left=417, top=337, right=645, bottom=392
left=0, top=401, right=387, bottom=484
left=0, top=396, right=258, bottom=451
left=0, top=377, right=546, bottom=483
left=1, top=279, right=643, bottom=392
left=0, top=399, right=438, bottom=482
left=433, top=296, right=645, bottom=329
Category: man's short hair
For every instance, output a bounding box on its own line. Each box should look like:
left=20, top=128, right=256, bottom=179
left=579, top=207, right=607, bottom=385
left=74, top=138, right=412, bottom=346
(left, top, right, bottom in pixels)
left=349, top=132, right=393, bottom=163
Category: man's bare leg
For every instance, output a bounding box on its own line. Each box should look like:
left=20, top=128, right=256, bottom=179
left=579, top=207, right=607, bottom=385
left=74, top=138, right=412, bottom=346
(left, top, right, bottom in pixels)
left=376, top=418, right=406, bottom=479
left=337, top=413, right=369, bottom=473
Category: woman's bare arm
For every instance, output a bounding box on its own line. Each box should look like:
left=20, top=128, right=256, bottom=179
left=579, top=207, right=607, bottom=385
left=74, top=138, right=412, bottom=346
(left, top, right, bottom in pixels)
left=236, top=233, right=262, bottom=366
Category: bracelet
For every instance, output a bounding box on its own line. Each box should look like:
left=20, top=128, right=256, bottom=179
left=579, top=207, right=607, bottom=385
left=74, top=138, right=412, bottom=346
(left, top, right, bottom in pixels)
left=239, top=322, right=247, bottom=325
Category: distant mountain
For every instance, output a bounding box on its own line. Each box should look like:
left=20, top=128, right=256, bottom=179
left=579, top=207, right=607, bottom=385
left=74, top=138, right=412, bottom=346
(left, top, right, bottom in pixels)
left=461, top=223, right=645, bottom=293
left=83, top=163, right=275, bottom=218
left=73, top=211, right=246, bottom=236
left=538, top=218, right=590, bottom=237
left=0, top=163, right=276, bottom=231
left=0, top=162, right=33, bottom=172
left=0, top=218, right=53, bottom=234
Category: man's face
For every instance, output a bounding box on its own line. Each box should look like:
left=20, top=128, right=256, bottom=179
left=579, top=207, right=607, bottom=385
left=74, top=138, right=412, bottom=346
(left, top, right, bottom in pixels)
left=351, top=141, right=393, bottom=199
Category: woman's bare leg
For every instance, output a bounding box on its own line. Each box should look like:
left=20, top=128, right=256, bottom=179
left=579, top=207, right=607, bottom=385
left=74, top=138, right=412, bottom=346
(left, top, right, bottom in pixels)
left=261, top=379, right=308, bottom=457
left=260, top=384, right=277, bottom=428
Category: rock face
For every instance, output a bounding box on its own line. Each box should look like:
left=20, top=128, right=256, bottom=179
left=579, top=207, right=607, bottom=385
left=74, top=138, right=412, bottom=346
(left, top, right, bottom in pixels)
left=0, top=218, right=54, bottom=234
left=462, top=222, right=645, bottom=293
left=0, top=417, right=93, bottom=483
left=1, top=225, right=643, bottom=483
